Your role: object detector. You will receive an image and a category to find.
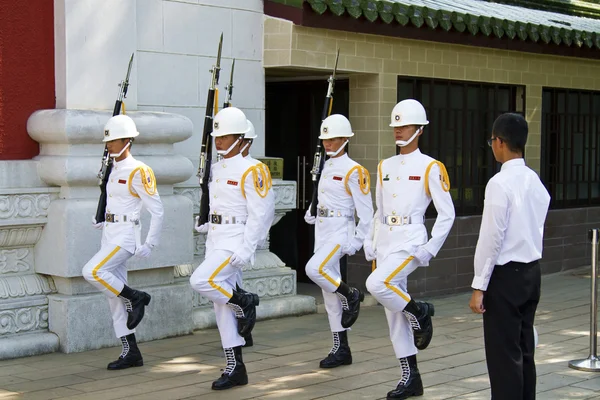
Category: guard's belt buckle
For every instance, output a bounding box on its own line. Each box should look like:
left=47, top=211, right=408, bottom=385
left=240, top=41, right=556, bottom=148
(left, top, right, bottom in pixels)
left=318, top=208, right=328, bottom=217
left=210, top=214, right=222, bottom=224
left=105, top=213, right=127, bottom=223
left=385, top=215, right=409, bottom=226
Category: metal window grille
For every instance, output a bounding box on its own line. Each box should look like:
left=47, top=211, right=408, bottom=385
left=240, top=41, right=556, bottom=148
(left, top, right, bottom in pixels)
left=397, top=77, right=522, bottom=216
left=541, top=88, right=600, bottom=209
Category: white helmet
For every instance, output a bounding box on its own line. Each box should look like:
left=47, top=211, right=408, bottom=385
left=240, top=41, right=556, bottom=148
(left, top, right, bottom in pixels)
left=211, top=107, right=250, bottom=137
left=244, top=120, right=257, bottom=140
left=389, top=99, right=429, bottom=127
left=319, top=114, right=355, bottom=139
left=103, top=114, right=139, bottom=142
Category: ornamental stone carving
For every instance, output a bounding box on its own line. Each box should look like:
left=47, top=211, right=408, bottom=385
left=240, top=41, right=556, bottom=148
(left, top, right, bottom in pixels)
left=0, top=306, right=49, bottom=335
left=0, top=275, right=57, bottom=299
left=0, top=227, right=43, bottom=248
left=0, top=249, right=32, bottom=274
left=0, top=194, right=53, bottom=220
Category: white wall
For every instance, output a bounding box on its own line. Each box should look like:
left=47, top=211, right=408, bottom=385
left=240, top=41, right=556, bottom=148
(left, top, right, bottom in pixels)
left=136, top=0, right=265, bottom=183
left=55, top=0, right=266, bottom=185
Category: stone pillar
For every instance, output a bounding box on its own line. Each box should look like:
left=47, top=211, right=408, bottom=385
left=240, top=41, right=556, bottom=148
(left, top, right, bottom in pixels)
left=175, top=174, right=316, bottom=330
left=0, top=162, right=60, bottom=358
left=27, top=109, right=196, bottom=353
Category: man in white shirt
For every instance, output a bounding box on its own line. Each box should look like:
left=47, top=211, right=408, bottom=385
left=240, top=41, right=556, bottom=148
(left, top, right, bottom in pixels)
left=304, top=114, right=373, bottom=369
left=190, top=107, right=273, bottom=390
left=470, top=113, right=550, bottom=400
left=365, top=100, right=455, bottom=399
left=83, top=115, right=164, bottom=370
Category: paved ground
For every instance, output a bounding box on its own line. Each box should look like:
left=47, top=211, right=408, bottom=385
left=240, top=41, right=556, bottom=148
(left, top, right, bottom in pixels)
left=2, top=267, right=600, bottom=399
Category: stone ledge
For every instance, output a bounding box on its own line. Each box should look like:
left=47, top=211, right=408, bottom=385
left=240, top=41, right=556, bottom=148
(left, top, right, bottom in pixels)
left=192, top=294, right=316, bottom=330
left=0, top=332, right=59, bottom=360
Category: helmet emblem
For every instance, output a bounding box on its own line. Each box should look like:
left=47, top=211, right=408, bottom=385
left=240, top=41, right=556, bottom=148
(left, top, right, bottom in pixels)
left=213, top=121, right=219, bottom=129
left=104, top=129, right=110, bottom=137
left=323, top=127, right=328, bottom=133
left=395, top=114, right=401, bottom=121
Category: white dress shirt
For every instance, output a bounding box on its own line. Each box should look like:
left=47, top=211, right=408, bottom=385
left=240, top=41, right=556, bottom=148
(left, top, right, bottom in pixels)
left=103, top=155, right=164, bottom=253
left=472, top=158, right=551, bottom=291
left=367, top=149, right=455, bottom=264
left=205, top=154, right=273, bottom=264
left=314, top=153, right=373, bottom=253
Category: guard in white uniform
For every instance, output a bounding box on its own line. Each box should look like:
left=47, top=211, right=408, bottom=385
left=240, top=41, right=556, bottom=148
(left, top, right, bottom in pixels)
left=235, top=119, right=275, bottom=347
left=190, top=107, right=273, bottom=390
left=304, top=115, right=373, bottom=368
left=82, top=115, right=164, bottom=370
left=364, top=100, right=455, bottom=399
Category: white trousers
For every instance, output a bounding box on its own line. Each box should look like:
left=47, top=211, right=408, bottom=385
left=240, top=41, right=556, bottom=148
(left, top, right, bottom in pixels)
left=366, top=251, right=419, bottom=358
left=306, top=243, right=346, bottom=332
left=190, top=249, right=245, bottom=349
left=82, top=245, right=135, bottom=338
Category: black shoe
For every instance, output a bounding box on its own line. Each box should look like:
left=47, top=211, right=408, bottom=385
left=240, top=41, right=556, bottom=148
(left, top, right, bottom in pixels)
left=119, top=285, right=151, bottom=330
left=212, top=346, right=248, bottom=390
left=403, top=300, right=434, bottom=350
left=386, top=355, right=423, bottom=399
left=319, top=331, right=352, bottom=368
left=236, top=286, right=255, bottom=348
left=228, top=290, right=260, bottom=337
left=107, top=334, right=144, bottom=370
left=243, top=333, right=254, bottom=347
left=340, top=288, right=364, bottom=329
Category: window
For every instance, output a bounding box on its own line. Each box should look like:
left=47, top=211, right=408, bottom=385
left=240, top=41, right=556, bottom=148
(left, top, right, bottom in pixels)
left=397, top=77, right=523, bottom=216
left=541, top=88, right=600, bottom=208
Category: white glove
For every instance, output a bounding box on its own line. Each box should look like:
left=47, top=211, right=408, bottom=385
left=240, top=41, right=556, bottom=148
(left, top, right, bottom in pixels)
left=194, top=216, right=209, bottom=233
left=92, top=217, right=103, bottom=230
left=342, top=239, right=361, bottom=257
left=304, top=210, right=317, bottom=225
left=413, top=246, right=433, bottom=265
left=135, top=243, right=153, bottom=259
left=364, top=240, right=377, bottom=261
left=229, top=253, right=249, bottom=269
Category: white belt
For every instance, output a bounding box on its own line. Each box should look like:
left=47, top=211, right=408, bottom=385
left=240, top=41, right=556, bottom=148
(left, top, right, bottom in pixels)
left=105, top=213, right=135, bottom=223
left=382, top=214, right=424, bottom=226
left=210, top=214, right=247, bottom=225
left=317, top=208, right=353, bottom=218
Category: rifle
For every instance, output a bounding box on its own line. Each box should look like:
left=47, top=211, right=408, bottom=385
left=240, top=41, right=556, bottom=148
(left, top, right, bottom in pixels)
left=309, top=48, right=340, bottom=217
left=223, top=58, right=235, bottom=109
left=94, top=53, right=134, bottom=223
left=197, top=33, right=223, bottom=226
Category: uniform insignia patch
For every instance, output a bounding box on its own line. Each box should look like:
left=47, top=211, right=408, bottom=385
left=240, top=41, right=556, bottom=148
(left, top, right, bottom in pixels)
left=227, top=180, right=238, bottom=186
left=258, top=177, right=264, bottom=188
left=333, top=176, right=343, bottom=181
left=214, top=121, right=219, bottom=130
left=383, top=174, right=390, bottom=181
left=118, top=179, right=127, bottom=184
left=409, top=176, right=421, bottom=181
left=104, top=129, right=110, bottom=137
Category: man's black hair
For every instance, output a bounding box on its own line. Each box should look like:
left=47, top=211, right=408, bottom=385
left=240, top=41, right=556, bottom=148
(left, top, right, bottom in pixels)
left=492, top=113, right=528, bottom=155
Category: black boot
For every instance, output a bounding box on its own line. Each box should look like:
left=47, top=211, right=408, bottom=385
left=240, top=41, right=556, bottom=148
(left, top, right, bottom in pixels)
left=386, top=355, right=423, bottom=399
left=319, top=331, right=352, bottom=368
left=212, top=346, right=248, bottom=390
left=236, top=285, right=254, bottom=348
left=228, top=289, right=259, bottom=337
left=119, top=285, right=151, bottom=330
left=403, top=299, right=434, bottom=350
left=337, top=287, right=365, bottom=329
left=107, top=334, right=144, bottom=370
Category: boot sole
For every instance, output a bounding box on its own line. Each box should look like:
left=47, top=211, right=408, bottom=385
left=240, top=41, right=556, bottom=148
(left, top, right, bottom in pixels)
left=107, top=359, right=144, bottom=370
left=211, top=378, right=248, bottom=390
left=319, top=359, right=353, bottom=368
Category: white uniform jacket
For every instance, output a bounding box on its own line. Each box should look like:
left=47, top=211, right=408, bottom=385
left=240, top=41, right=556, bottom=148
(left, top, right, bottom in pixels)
left=245, top=155, right=276, bottom=242
left=369, top=149, right=455, bottom=264
left=313, top=154, right=373, bottom=253
left=103, top=155, right=164, bottom=254
left=205, top=154, right=272, bottom=264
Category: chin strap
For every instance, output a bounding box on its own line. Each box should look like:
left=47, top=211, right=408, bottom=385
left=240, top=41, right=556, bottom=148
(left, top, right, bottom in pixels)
left=110, top=141, right=131, bottom=158
left=240, top=139, right=253, bottom=156
left=326, top=140, right=349, bottom=157
left=396, top=127, right=422, bottom=147
left=216, top=137, right=242, bottom=157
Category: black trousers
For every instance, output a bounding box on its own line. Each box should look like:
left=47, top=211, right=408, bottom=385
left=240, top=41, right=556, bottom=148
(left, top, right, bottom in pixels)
left=483, top=260, right=541, bottom=400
